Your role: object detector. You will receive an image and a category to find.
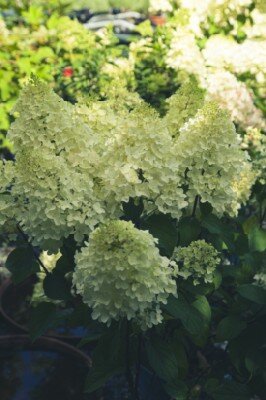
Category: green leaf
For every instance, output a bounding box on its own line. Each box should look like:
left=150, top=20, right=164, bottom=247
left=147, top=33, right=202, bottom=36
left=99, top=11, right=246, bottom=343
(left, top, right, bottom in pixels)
left=43, top=271, right=72, bottom=301
left=206, top=381, right=251, bottom=400
left=28, top=303, right=72, bottom=341
left=171, top=333, right=189, bottom=378
left=199, top=201, right=213, bottom=216
left=146, top=336, right=179, bottom=384
left=141, top=213, right=178, bottom=256
left=212, top=270, right=222, bottom=289
left=165, top=295, right=204, bottom=335
left=135, top=20, right=153, bottom=36
left=217, top=315, right=246, bottom=341
left=22, top=5, right=43, bottom=25
left=6, top=247, right=40, bottom=284
left=85, top=326, right=126, bottom=393
left=123, top=197, right=144, bottom=224
left=242, top=215, right=259, bottom=235
left=202, top=214, right=235, bottom=251
left=178, top=217, right=201, bottom=246
left=238, top=284, right=266, bottom=305
left=249, top=227, right=266, bottom=252
left=192, top=296, right=211, bottom=323
left=164, top=380, right=188, bottom=399
left=235, top=234, right=249, bottom=255
left=78, top=333, right=103, bottom=348
left=56, top=235, right=77, bottom=274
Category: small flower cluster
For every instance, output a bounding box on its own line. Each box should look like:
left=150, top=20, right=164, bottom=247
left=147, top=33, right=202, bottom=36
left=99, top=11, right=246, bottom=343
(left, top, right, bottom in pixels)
left=73, top=220, right=177, bottom=329
left=174, top=240, right=220, bottom=285
left=149, top=0, right=173, bottom=14
left=241, top=127, right=266, bottom=184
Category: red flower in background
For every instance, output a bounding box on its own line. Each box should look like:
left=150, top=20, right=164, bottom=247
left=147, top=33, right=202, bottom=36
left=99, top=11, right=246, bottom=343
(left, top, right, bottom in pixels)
left=63, top=66, right=74, bottom=78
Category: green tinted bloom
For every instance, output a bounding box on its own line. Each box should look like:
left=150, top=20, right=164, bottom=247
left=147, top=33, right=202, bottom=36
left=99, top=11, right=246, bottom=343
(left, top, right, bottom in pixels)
left=73, top=220, right=177, bottom=329
left=4, top=80, right=111, bottom=250
left=164, top=79, right=205, bottom=137
left=175, top=102, right=254, bottom=216
left=174, top=240, right=220, bottom=285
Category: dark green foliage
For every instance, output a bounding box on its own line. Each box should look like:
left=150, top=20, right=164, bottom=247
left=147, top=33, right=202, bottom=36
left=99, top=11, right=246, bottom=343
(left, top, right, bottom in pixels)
left=6, top=246, right=40, bottom=283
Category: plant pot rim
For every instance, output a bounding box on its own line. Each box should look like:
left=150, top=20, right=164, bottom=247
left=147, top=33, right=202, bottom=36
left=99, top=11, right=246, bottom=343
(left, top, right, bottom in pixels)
left=0, top=278, right=87, bottom=342
left=0, top=333, right=92, bottom=366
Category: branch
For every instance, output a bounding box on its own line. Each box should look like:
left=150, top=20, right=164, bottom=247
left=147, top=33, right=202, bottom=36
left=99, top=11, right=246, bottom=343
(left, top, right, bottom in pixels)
left=134, top=333, right=142, bottom=400
left=191, top=195, right=200, bottom=218
left=125, top=320, right=139, bottom=400
left=16, top=223, right=49, bottom=275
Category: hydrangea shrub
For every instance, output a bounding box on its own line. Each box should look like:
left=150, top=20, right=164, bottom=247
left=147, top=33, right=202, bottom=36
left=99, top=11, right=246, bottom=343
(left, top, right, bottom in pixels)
left=1, top=79, right=265, bottom=399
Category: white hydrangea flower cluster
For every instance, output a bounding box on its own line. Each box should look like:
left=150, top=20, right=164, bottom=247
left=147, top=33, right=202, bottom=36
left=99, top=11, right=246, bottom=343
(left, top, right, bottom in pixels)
left=232, top=163, right=257, bottom=205
left=205, top=70, right=266, bottom=130
left=203, top=35, right=266, bottom=103
left=0, top=17, right=8, bottom=37
left=1, top=80, right=113, bottom=250
left=0, top=80, right=253, bottom=253
left=244, top=9, right=266, bottom=38
left=156, top=2, right=266, bottom=131
left=164, top=25, right=265, bottom=130
left=77, top=91, right=187, bottom=219
left=178, top=0, right=253, bottom=32
left=241, top=127, right=266, bottom=183
left=164, top=79, right=205, bottom=136
left=166, top=26, right=207, bottom=85
left=101, top=57, right=134, bottom=89
left=174, top=102, right=253, bottom=216
left=73, top=220, right=178, bottom=329
left=254, top=271, right=266, bottom=289
left=203, top=35, right=266, bottom=79
left=174, top=240, right=220, bottom=285
left=149, top=0, right=173, bottom=14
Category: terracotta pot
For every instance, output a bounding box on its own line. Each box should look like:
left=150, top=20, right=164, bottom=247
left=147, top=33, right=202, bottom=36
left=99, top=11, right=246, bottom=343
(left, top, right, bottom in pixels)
left=149, top=15, right=166, bottom=26
left=0, top=278, right=89, bottom=342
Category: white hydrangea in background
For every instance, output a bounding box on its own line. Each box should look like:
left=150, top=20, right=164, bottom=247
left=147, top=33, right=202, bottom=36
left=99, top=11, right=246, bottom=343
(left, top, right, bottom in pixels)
left=244, top=9, right=266, bottom=38
left=203, top=35, right=266, bottom=79
left=73, top=220, right=177, bottom=329
left=178, top=0, right=253, bottom=32
left=149, top=0, right=173, bottom=14
left=241, top=127, right=266, bottom=184
left=205, top=69, right=265, bottom=130
left=166, top=26, right=207, bottom=85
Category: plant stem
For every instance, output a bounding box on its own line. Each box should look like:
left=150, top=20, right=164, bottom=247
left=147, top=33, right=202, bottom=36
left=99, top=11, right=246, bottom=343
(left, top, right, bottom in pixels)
left=16, top=223, right=49, bottom=275
left=126, top=320, right=136, bottom=399
left=134, top=333, right=142, bottom=400
left=260, top=205, right=266, bottom=228
left=191, top=195, right=199, bottom=218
